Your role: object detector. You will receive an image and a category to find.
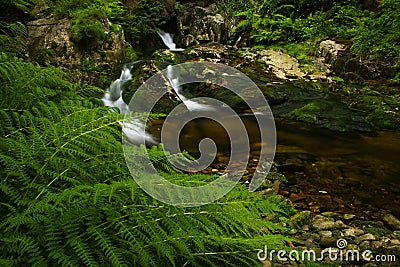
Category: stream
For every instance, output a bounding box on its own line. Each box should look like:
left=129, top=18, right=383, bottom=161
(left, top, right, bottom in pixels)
left=148, top=116, right=400, bottom=219
left=103, top=58, right=400, bottom=220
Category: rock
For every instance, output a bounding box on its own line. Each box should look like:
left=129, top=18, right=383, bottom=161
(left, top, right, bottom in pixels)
left=390, top=239, right=400, bottom=245
left=152, top=49, right=180, bottom=63
left=355, top=234, right=376, bottom=244
left=289, top=193, right=307, bottom=202
left=186, top=43, right=230, bottom=61
left=316, top=39, right=396, bottom=80
left=302, top=232, right=321, bottom=242
left=335, top=220, right=346, bottom=229
left=27, top=18, right=80, bottom=66
left=288, top=211, right=312, bottom=229
left=320, top=237, right=337, bottom=247
left=347, top=244, right=359, bottom=251
left=27, top=16, right=125, bottom=84
left=343, top=228, right=356, bottom=237
left=359, top=240, right=371, bottom=250
left=383, top=214, right=400, bottom=230
left=319, top=231, right=333, bottom=238
left=354, top=228, right=365, bottom=236
left=258, top=50, right=306, bottom=80
left=371, top=241, right=383, bottom=250
left=321, top=211, right=337, bottom=217
left=289, top=229, right=298, bottom=235
left=260, top=259, right=272, bottom=267
left=317, top=40, right=348, bottom=68
left=312, top=216, right=337, bottom=230
left=256, top=188, right=276, bottom=197
left=343, top=214, right=356, bottom=220
left=343, top=228, right=364, bottom=237
left=392, top=231, right=400, bottom=240
left=178, top=5, right=232, bottom=45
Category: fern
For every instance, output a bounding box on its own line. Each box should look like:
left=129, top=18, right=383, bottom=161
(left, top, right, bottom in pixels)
left=0, top=0, right=36, bottom=12
left=0, top=21, right=27, bottom=56
left=0, top=54, right=296, bottom=266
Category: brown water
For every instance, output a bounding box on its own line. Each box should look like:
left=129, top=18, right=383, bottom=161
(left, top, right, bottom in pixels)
left=149, top=116, right=400, bottom=218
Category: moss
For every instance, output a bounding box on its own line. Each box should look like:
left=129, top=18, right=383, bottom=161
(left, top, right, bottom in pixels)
left=125, top=45, right=138, bottom=63
left=152, top=49, right=180, bottom=64
left=288, top=211, right=312, bottom=229
left=283, top=102, right=320, bottom=123
left=366, top=109, right=398, bottom=130
left=70, top=17, right=106, bottom=50
left=365, top=227, right=391, bottom=238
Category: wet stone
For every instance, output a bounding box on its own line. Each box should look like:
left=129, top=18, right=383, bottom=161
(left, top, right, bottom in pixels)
left=359, top=240, right=371, bottom=250
left=392, top=231, right=400, bottom=239
left=319, top=237, right=337, bottom=247
left=319, top=230, right=333, bottom=237
left=383, top=214, right=400, bottom=230
left=355, top=234, right=376, bottom=244
left=390, top=239, right=400, bottom=245
left=302, top=232, right=321, bottom=242
left=342, top=228, right=364, bottom=237
left=335, top=220, right=346, bottom=229
left=312, top=218, right=337, bottom=230
left=343, top=214, right=356, bottom=220
left=289, top=229, right=298, bottom=235
left=321, top=211, right=337, bottom=217
left=347, top=244, right=359, bottom=251
left=288, top=211, right=312, bottom=229
left=371, top=241, right=383, bottom=250
left=343, top=229, right=357, bottom=237
left=384, top=245, right=400, bottom=256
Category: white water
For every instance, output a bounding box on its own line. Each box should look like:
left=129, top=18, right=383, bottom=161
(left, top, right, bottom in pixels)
left=166, top=65, right=214, bottom=111
left=157, top=29, right=185, bottom=52
left=102, top=64, right=157, bottom=145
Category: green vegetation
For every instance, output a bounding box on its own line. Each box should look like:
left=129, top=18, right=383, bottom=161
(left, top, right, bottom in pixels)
left=0, top=52, right=298, bottom=266
left=228, top=0, right=400, bottom=77
left=283, top=102, right=320, bottom=123
left=1, top=0, right=399, bottom=265
left=0, top=3, right=297, bottom=265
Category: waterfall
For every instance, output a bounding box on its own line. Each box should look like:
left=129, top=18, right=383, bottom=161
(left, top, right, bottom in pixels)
left=102, top=63, right=157, bottom=145
left=166, top=65, right=215, bottom=111
left=157, top=29, right=184, bottom=52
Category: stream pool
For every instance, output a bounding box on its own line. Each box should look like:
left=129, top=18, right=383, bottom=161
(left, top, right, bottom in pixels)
left=148, top=116, right=400, bottom=218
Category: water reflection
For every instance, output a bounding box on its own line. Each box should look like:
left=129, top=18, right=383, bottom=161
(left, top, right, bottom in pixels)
left=148, top=116, right=400, bottom=217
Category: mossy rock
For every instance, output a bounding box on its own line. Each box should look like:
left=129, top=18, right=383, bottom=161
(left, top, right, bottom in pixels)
left=152, top=49, right=180, bottom=64
left=283, top=102, right=320, bottom=123
left=289, top=210, right=312, bottom=229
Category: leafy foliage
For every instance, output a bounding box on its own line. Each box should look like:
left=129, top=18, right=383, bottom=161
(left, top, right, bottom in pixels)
left=0, top=21, right=27, bottom=56
left=0, top=53, right=85, bottom=109
left=234, top=0, right=400, bottom=64
left=0, top=52, right=295, bottom=265
left=0, top=0, right=36, bottom=12
left=121, top=0, right=164, bottom=46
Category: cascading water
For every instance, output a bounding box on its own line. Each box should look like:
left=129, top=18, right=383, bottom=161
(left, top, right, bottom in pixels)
left=165, top=64, right=215, bottom=111
left=102, top=63, right=157, bottom=145
left=157, top=29, right=185, bottom=52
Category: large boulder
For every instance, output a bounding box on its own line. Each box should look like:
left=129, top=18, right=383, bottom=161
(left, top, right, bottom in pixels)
left=178, top=5, right=233, bottom=46
left=316, top=39, right=396, bottom=81
left=26, top=16, right=126, bottom=84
